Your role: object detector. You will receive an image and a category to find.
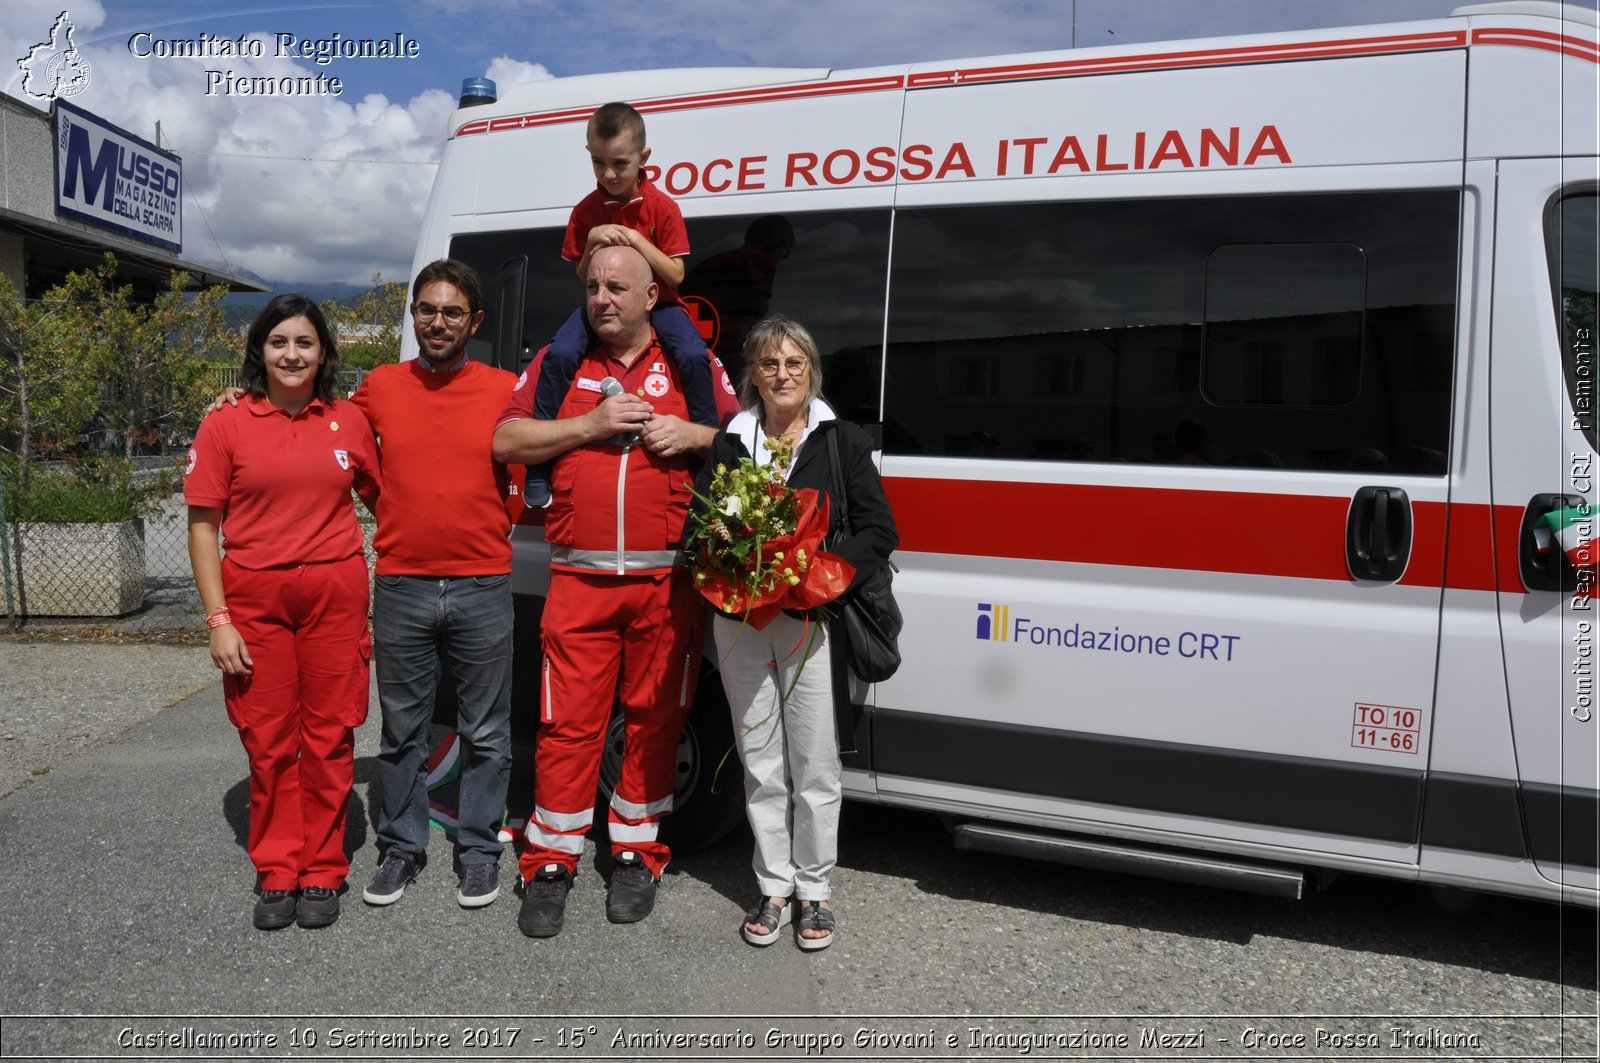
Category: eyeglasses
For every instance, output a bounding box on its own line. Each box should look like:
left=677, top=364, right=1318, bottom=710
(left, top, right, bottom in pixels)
left=755, top=357, right=809, bottom=378
left=412, top=302, right=470, bottom=325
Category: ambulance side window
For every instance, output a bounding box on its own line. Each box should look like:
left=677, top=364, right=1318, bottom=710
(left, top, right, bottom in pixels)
left=680, top=210, right=891, bottom=426
left=450, top=211, right=893, bottom=422
left=882, top=191, right=1458, bottom=472
left=1552, top=192, right=1599, bottom=446
left=1201, top=242, right=1365, bottom=408
left=448, top=228, right=571, bottom=373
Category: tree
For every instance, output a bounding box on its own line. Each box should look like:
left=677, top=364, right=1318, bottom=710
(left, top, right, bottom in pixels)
left=0, top=274, right=101, bottom=492
left=31, top=254, right=232, bottom=460
left=322, top=274, right=407, bottom=371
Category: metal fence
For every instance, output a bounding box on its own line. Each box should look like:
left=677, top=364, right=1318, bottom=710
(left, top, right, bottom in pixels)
left=2, top=433, right=376, bottom=639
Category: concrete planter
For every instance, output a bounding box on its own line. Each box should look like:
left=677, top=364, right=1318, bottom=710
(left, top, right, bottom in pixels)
left=2, top=520, right=146, bottom=617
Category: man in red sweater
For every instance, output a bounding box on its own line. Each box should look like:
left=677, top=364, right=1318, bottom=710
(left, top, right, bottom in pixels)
left=357, top=259, right=518, bottom=911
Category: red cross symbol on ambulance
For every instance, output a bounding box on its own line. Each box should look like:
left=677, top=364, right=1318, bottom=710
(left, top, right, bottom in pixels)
left=682, top=296, right=721, bottom=353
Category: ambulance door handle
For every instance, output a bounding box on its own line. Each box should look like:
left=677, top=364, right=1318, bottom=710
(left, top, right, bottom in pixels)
left=1346, top=486, right=1411, bottom=582
left=1519, top=493, right=1587, bottom=593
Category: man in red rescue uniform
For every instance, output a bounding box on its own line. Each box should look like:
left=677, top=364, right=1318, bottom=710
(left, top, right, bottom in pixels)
left=493, top=243, right=737, bottom=937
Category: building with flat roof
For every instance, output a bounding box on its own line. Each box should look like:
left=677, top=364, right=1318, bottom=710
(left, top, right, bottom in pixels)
left=0, top=90, right=265, bottom=301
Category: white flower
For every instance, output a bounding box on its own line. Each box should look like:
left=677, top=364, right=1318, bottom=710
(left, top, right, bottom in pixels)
left=720, top=495, right=742, bottom=517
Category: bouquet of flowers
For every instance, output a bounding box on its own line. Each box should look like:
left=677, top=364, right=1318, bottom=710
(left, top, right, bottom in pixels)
left=686, top=437, right=854, bottom=630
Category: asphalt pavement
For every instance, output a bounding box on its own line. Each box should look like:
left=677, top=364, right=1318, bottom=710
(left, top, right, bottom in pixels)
left=0, top=641, right=856, bottom=1057
left=0, top=640, right=1595, bottom=1062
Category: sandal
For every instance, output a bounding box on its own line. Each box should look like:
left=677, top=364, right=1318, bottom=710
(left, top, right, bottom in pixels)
left=795, top=900, right=835, bottom=951
left=741, top=897, right=791, bottom=946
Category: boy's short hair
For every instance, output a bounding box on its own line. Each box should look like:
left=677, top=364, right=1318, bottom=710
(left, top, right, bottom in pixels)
left=412, top=258, right=482, bottom=315
left=587, top=101, right=646, bottom=149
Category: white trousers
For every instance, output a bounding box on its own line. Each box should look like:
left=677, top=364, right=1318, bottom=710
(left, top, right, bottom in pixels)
left=713, top=611, right=842, bottom=900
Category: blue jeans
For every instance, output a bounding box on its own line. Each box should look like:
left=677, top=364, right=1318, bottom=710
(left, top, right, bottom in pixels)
left=372, top=574, right=513, bottom=865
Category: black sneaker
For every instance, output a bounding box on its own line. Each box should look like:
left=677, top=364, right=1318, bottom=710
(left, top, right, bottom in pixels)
left=606, top=851, right=657, bottom=923
left=362, top=851, right=418, bottom=906
left=457, top=862, right=500, bottom=909
left=253, top=888, right=297, bottom=931
left=524, top=476, right=552, bottom=508
left=517, top=864, right=572, bottom=938
left=296, top=886, right=340, bottom=929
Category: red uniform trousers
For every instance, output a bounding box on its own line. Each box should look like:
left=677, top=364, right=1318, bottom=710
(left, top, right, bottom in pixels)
left=222, top=555, right=371, bottom=891
left=520, top=569, right=703, bottom=880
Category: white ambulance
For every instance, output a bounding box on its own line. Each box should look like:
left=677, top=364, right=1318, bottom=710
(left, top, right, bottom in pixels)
left=406, top=1, right=1600, bottom=906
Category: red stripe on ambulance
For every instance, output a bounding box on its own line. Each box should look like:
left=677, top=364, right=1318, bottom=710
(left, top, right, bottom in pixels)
left=883, top=477, right=1526, bottom=593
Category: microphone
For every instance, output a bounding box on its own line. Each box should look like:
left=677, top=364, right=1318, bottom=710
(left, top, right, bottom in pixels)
left=599, top=376, right=640, bottom=447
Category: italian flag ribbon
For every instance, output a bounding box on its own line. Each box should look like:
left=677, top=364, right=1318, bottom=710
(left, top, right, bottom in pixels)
left=1534, top=504, right=1598, bottom=574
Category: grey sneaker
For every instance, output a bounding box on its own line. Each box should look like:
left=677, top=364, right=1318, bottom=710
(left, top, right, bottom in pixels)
left=457, top=863, right=500, bottom=909
left=362, top=851, right=418, bottom=906
left=296, top=886, right=340, bottom=929
left=517, top=864, right=572, bottom=938
left=606, top=850, right=657, bottom=923
left=253, top=888, right=296, bottom=930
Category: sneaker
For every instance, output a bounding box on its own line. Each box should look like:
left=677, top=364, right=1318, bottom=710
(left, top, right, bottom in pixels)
left=362, top=851, right=418, bottom=906
left=606, top=850, right=657, bottom=923
left=253, top=888, right=297, bottom=931
left=296, top=886, right=340, bottom=929
left=524, top=476, right=552, bottom=508
left=457, top=862, right=500, bottom=909
left=517, top=864, right=572, bottom=938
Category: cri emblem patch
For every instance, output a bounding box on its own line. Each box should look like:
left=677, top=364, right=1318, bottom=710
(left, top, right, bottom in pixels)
left=644, top=373, right=670, bottom=398
left=334, top=449, right=350, bottom=471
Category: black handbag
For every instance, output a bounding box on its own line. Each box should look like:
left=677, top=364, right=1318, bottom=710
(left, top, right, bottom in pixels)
left=827, top=429, right=903, bottom=682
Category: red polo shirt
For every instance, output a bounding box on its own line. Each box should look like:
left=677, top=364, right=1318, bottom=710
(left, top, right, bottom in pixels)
left=562, top=179, right=689, bottom=308
left=184, top=394, right=379, bottom=570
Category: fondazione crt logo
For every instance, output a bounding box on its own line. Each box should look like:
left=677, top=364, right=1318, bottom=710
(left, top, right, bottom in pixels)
left=975, top=601, right=1243, bottom=662
left=975, top=602, right=1012, bottom=641
left=16, top=10, right=92, bottom=101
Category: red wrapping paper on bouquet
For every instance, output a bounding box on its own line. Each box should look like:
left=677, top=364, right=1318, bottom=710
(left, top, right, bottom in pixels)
left=693, top=487, right=855, bottom=630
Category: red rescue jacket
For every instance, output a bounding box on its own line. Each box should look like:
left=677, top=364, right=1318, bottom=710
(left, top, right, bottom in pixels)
left=546, top=339, right=699, bottom=576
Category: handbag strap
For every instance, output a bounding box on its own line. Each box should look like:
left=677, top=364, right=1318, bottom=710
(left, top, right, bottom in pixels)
left=826, top=426, right=850, bottom=538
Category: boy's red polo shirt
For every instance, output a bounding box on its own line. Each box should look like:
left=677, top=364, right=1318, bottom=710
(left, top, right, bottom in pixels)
left=184, top=394, right=379, bottom=570
left=562, top=178, right=690, bottom=307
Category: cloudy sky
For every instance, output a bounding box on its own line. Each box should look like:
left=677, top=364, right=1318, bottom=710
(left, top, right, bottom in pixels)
left=4, top=0, right=1596, bottom=288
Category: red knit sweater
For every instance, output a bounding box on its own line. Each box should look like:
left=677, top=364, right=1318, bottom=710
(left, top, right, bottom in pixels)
left=351, top=358, right=517, bottom=576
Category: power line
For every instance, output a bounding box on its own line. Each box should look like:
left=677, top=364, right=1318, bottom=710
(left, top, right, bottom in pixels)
left=165, top=149, right=437, bottom=166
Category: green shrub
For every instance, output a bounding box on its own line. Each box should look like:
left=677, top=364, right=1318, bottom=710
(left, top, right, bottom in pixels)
left=3, top=457, right=173, bottom=523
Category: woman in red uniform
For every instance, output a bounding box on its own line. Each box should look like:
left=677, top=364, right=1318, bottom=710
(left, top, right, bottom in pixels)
left=185, top=294, right=380, bottom=930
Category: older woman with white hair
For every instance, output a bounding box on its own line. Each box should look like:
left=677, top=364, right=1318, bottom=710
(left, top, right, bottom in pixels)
left=693, top=315, right=898, bottom=950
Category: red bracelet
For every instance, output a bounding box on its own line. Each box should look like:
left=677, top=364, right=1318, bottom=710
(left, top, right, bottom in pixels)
left=206, top=609, right=232, bottom=629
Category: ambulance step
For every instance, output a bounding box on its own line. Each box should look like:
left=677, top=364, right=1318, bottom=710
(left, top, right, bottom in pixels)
left=950, top=822, right=1308, bottom=900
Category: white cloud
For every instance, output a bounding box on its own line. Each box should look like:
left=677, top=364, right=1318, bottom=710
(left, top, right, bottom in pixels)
left=3, top=5, right=448, bottom=287
left=484, top=55, right=551, bottom=92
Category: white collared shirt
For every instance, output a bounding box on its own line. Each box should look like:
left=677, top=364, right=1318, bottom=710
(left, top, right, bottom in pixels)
left=727, top=398, right=838, bottom=480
